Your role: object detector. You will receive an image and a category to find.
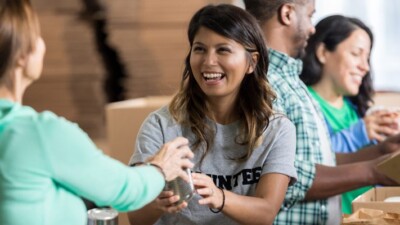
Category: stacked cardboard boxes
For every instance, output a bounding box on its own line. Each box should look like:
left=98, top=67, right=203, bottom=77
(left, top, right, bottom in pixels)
left=27, top=0, right=105, bottom=139
left=107, top=0, right=236, bottom=99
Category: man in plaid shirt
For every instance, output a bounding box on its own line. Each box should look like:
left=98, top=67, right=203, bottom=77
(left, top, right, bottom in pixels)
left=245, top=0, right=400, bottom=224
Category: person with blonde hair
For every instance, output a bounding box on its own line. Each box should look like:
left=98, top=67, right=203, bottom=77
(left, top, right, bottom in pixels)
left=0, top=1, right=194, bottom=224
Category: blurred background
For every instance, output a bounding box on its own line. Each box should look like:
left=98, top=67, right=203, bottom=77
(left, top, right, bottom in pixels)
left=313, top=0, right=400, bottom=92
left=27, top=0, right=240, bottom=141
left=26, top=1, right=400, bottom=224
left=26, top=0, right=400, bottom=141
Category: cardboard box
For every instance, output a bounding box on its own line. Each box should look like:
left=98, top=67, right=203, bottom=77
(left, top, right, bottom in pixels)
left=105, top=96, right=172, bottom=164
left=342, top=208, right=400, bottom=225
left=105, top=96, right=173, bottom=225
left=352, top=187, right=400, bottom=214
left=377, top=152, right=400, bottom=184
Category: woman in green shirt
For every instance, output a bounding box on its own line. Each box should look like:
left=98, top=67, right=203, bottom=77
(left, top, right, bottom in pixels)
left=0, top=1, right=194, bottom=224
left=300, top=15, right=399, bottom=214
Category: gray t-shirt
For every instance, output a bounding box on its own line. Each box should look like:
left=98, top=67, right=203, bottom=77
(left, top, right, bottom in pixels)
left=130, top=106, right=297, bottom=225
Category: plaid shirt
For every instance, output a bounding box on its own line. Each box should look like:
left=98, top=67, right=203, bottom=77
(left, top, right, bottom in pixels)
left=268, top=49, right=333, bottom=225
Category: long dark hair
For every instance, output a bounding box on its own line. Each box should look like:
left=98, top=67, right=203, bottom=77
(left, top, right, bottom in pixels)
left=300, top=15, right=374, bottom=116
left=169, top=4, right=275, bottom=162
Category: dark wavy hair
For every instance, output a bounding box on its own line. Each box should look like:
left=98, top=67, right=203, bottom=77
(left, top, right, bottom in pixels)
left=300, top=15, right=374, bottom=116
left=169, top=4, right=275, bottom=162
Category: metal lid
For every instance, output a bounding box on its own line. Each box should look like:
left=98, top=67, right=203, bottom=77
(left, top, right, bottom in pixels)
left=87, top=208, right=118, bottom=225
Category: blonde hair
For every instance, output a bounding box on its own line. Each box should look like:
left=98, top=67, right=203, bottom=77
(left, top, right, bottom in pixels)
left=0, top=0, right=40, bottom=90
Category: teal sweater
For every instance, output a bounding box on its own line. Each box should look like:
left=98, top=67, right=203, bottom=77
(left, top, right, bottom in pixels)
left=0, top=99, right=164, bottom=225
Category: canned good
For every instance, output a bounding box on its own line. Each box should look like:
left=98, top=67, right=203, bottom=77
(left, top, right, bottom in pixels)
left=87, top=208, right=118, bottom=225
left=165, top=168, right=195, bottom=205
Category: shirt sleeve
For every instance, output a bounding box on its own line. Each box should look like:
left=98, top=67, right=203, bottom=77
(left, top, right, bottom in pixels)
left=129, top=112, right=166, bottom=165
left=38, top=114, right=165, bottom=212
left=262, top=117, right=297, bottom=186
left=329, top=119, right=372, bottom=153
left=282, top=121, right=317, bottom=209
left=270, top=75, right=317, bottom=209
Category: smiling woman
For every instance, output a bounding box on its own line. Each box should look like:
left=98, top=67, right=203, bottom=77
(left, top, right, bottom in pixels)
left=314, top=0, right=400, bottom=91
left=300, top=14, right=400, bottom=214
left=128, top=4, right=298, bottom=225
left=189, top=26, right=256, bottom=104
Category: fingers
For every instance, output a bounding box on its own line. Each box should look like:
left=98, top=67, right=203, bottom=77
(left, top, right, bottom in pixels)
left=191, top=173, right=223, bottom=208
left=192, top=173, right=211, bottom=191
left=158, top=190, right=174, bottom=198
left=374, top=125, right=398, bottom=137
left=365, top=113, right=400, bottom=140
left=196, top=187, right=214, bottom=198
left=155, top=192, right=188, bottom=213
left=179, top=145, right=195, bottom=160
left=162, top=201, right=188, bottom=213
left=376, top=114, right=399, bottom=126
left=176, top=169, right=191, bottom=183
left=372, top=133, right=386, bottom=142
left=182, top=158, right=194, bottom=170
left=366, top=112, right=397, bottom=125
left=150, top=137, right=194, bottom=181
left=166, top=137, right=189, bottom=150
left=156, top=194, right=180, bottom=207
left=368, top=128, right=388, bottom=142
left=197, top=186, right=223, bottom=209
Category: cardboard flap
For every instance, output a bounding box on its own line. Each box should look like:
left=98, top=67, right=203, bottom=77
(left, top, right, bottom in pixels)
left=342, top=208, right=400, bottom=225
left=377, top=152, right=400, bottom=184
left=352, top=187, right=400, bottom=214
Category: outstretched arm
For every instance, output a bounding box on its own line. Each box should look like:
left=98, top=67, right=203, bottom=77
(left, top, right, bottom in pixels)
left=305, top=154, right=398, bottom=200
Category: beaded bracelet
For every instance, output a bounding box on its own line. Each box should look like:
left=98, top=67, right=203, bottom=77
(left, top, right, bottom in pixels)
left=209, top=187, right=225, bottom=213
left=131, top=162, right=166, bottom=180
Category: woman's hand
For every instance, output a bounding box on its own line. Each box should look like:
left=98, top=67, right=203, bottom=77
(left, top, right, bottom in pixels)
left=363, top=110, right=400, bottom=142
left=192, top=173, right=224, bottom=210
left=153, top=191, right=188, bottom=213
left=148, top=137, right=195, bottom=182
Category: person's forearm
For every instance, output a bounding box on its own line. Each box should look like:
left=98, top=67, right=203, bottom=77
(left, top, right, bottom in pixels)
left=128, top=201, right=163, bottom=225
left=222, top=191, right=278, bottom=225
left=336, top=144, right=382, bottom=165
left=305, top=163, right=373, bottom=200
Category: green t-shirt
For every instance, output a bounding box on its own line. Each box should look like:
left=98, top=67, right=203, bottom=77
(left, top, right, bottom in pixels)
left=307, top=87, right=372, bottom=215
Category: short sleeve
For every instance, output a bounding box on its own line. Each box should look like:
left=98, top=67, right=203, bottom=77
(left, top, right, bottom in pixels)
left=262, top=117, right=297, bottom=185
left=129, top=111, right=166, bottom=165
